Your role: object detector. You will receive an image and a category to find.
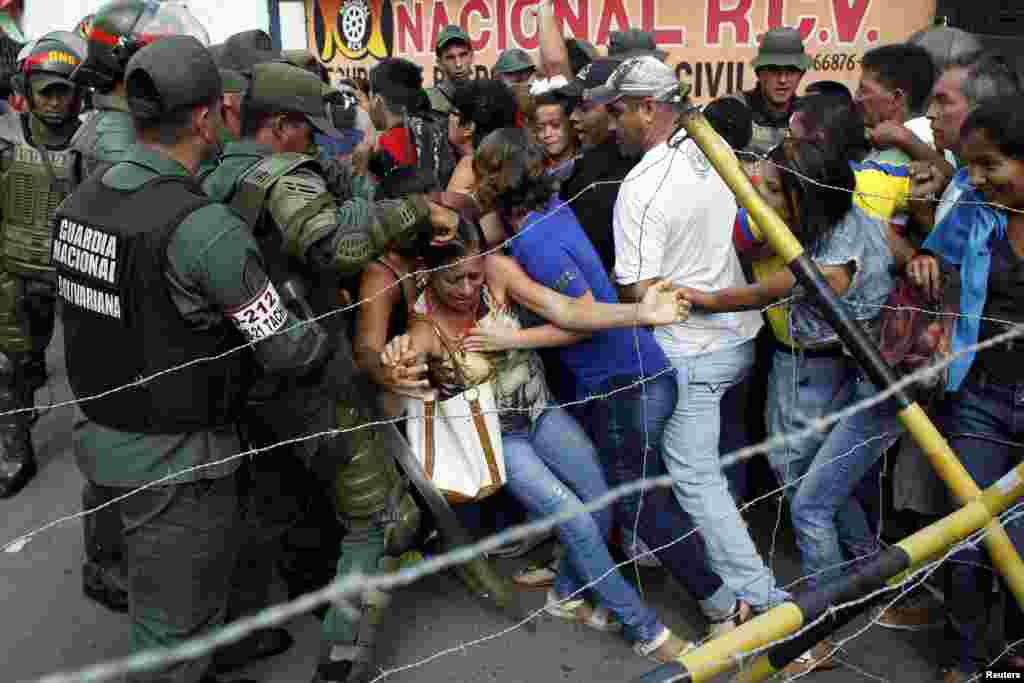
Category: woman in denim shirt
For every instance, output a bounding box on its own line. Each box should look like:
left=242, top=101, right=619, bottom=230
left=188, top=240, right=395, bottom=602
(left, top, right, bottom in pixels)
left=682, top=139, right=903, bottom=671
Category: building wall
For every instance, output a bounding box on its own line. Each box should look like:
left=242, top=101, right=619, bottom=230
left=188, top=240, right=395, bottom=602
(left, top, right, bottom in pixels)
left=304, top=0, right=937, bottom=102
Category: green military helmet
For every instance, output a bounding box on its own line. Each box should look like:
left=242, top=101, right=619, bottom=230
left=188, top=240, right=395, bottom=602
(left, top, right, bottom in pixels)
left=15, top=31, right=87, bottom=126
left=72, top=0, right=210, bottom=92
left=493, top=48, right=534, bottom=76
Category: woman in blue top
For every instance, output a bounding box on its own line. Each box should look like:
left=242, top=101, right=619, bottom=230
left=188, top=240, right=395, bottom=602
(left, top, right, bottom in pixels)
left=464, top=127, right=750, bottom=647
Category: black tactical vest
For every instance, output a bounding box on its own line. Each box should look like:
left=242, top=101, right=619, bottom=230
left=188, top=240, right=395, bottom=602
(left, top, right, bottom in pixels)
left=53, top=173, right=251, bottom=433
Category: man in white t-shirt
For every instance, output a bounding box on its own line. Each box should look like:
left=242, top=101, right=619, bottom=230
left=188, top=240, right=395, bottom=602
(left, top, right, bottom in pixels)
left=586, top=57, right=787, bottom=613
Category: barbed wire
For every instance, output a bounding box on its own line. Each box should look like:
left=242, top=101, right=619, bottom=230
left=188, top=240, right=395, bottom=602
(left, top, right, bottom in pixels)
left=737, top=147, right=1024, bottom=217
left=0, top=146, right=689, bottom=426
left=12, top=321, right=1024, bottom=682
left=9, top=122, right=1024, bottom=682
left=8, top=283, right=983, bottom=557
left=3, top=137, right=1016, bottom=427
left=368, top=427, right=904, bottom=682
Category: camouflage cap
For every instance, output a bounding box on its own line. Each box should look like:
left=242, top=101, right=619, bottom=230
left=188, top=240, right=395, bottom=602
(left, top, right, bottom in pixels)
left=436, top=24, right=471, bottom=53
left=493, top=48, right=534, bottom=75
left=585, top=55, right=690, bottom=105
left=247, top=61, right=354, bottom=138
left=125, top=35, right=221, bottom=119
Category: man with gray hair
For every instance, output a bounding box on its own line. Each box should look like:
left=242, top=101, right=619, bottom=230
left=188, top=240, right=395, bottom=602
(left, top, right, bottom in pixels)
left=587, top=57, right=788, bottom=618
left=909, top=25, right=983, bottom=76
left=910, top=49, right=1023, bottom=231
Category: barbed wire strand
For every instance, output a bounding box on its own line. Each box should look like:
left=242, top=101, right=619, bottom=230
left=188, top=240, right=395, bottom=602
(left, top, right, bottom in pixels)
left=13, top=324, right=1024, bottom=682
left=11, top=128, right=1024, bottom=681
left=8, top=285, right=977, bottom=556
left=5, top=139, right=1019, bottom=426
left=19, top=446, right=1021, bottom=683
left=0, top=145, right=691, bottom=425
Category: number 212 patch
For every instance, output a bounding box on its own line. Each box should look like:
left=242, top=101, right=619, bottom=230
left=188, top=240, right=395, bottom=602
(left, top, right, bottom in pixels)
left=229, top=281, right=288, bottom=343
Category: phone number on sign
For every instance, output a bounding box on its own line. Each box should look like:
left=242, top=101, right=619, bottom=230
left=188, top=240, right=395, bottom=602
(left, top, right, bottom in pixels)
left=812, top=53, right=860, bottom=71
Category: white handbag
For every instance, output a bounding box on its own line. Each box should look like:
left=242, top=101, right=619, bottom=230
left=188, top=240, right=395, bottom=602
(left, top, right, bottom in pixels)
left=403, top=381, right=506, bottom=503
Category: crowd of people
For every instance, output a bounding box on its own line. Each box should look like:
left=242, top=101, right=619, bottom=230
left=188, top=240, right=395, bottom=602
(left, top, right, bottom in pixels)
left=0, top=1, right=1022, bottom=682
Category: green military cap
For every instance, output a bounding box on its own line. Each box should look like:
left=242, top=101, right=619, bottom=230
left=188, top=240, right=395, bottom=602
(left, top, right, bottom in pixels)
left=608, top=29, right=668, bottom=62
left=493, top=48, right=534, bottom=75
left=125, top=35, right=222, bottom=119
left=248, top=61, right=354, bottom=138
left=436, top=24, right=471, bottom=53
left=751, top=27, right=813, bottom=72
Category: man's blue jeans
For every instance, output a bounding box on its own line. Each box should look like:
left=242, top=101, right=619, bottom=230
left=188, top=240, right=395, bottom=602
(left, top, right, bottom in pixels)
left=941, top=376, right=1024, bottom=675
left=662, top=340, right=788, bottom=611
left=504, top=406, right=663, bottom=644
left=579, top=372, right=736, bottom=621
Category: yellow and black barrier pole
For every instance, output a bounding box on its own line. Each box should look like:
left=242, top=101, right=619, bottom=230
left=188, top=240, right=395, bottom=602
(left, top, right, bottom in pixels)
left=634, top=462, right=1024, bottom=682
left=678, top=109, right=1024, bottom=608
left=625, top=108, right=1024, bottom=682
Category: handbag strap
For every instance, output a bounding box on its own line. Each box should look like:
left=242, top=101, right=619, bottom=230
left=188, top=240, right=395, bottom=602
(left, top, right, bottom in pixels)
left=423, top=400, right=436, bottom=479
left=468, top=394, right=502, bottom=486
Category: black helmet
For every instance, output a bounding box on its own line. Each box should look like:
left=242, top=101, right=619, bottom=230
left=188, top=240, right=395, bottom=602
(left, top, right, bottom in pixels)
left=72, top=0, right=210, bottom=92
left=14, top=31, right=87, bottom=125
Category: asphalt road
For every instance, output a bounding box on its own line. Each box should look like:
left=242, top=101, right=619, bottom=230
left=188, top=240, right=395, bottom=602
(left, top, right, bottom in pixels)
left=1, top=321, right=958, bottom=683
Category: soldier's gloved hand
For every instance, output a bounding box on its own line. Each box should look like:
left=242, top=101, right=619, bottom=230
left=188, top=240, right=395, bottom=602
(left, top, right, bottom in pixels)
left=375, top=195, right=431, bottom=249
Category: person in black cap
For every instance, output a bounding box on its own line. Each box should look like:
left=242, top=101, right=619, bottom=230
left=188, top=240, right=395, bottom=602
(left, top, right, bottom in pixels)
left=555, top=58, right=632, bottom=275
left=427, top=24, right=474, bottom=116
left=68, top=0, right=217, bottom=620
left=53, top=35, right=333, bottom=683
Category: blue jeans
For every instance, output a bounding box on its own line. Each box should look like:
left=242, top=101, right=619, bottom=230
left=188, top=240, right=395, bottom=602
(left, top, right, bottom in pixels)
left=662, top=340, right=788, bottom=611
left=721, top=373, right=755, bottom=503
left=765, top=351, right=881, bottom=575
left=786, top=363, right=903, bottom=590
left=503, top=406, right=663, bottom=644
left=579, top=372, right=736, bottom=621
left=942, top=376, right=1024, bottom=674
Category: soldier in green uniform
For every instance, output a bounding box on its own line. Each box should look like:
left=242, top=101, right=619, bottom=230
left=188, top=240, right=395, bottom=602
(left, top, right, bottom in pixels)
left=68, top=0, right=212, bottom=615
left=54, top=36, right=334, bottom=683
left=426, top=24, right=474, bottom=117
left=202, top=61, right=461, bottom=683
left=0, top=32, right=86, bottom=499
